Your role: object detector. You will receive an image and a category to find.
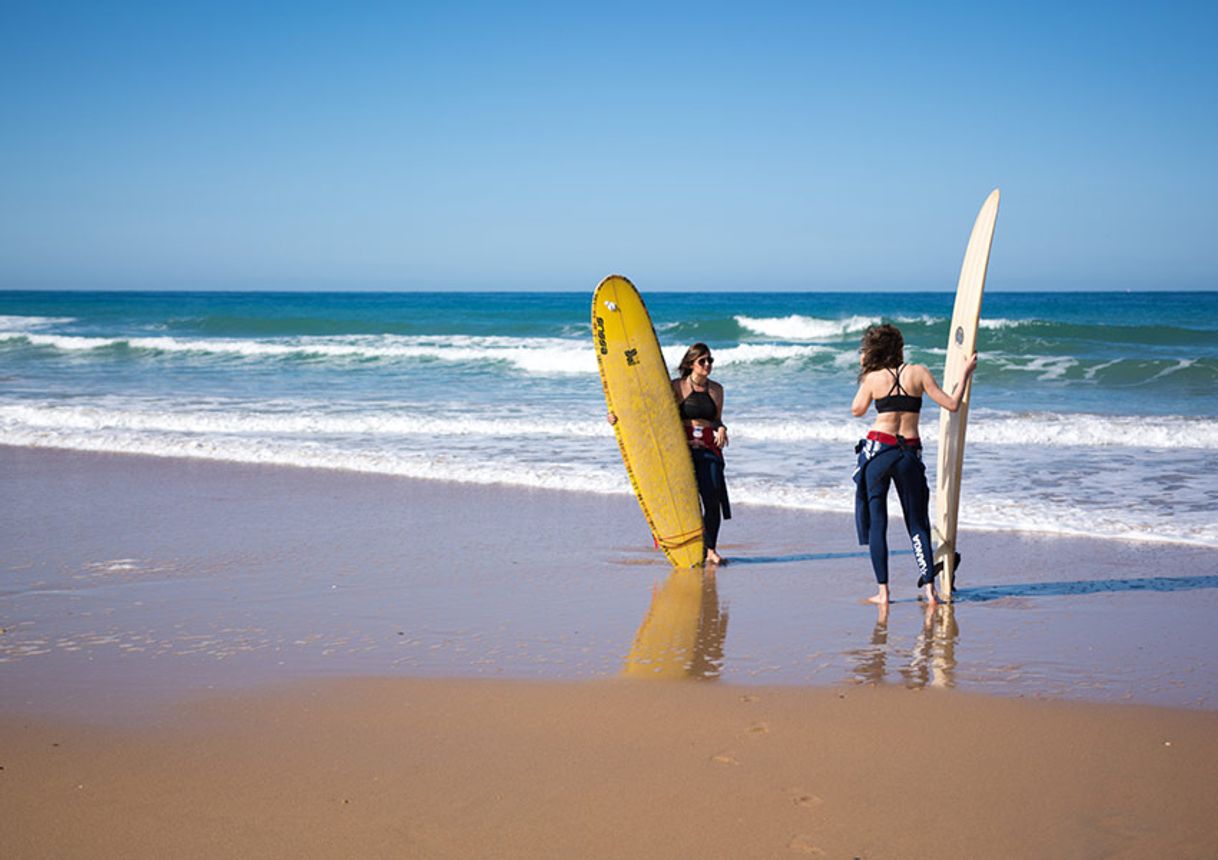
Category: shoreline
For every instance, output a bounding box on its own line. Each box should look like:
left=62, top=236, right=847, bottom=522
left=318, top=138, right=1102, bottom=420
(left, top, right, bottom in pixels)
left=3, top=441, right=1215, bottom=550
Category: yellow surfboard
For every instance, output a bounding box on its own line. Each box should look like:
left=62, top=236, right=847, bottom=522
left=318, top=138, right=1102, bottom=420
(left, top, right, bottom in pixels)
left=934, top=189, right=1000, bottom=599
left=593, top=275, right=704, bottom=568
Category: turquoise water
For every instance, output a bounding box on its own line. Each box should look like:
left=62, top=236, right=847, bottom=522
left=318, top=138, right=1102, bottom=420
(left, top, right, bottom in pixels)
left=3, top=289, right=1217, bottom=545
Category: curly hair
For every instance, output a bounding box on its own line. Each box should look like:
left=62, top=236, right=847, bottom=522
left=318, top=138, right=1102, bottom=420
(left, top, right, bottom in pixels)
left=676, top=342, right=712, bottom=379
left=858, top=324, right=904, bottom=380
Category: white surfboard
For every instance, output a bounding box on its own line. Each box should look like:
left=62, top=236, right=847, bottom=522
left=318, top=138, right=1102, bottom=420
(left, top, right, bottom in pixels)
left=934, top=189, right=1000, bottom=599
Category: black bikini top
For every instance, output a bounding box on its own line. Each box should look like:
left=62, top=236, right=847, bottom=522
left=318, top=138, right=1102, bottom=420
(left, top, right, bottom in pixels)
left=874, top=365, right=922, bottom=413
left=679, top=383, right=718, bottom=422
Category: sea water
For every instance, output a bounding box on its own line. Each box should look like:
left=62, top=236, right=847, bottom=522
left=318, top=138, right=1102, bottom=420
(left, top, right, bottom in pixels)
left=2, top=289, right=1216, bottom=547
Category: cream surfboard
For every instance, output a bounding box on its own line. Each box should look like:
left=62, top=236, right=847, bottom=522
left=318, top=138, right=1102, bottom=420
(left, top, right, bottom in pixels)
left=593, top=275, right=704, bottom=568
left=934, top=189, right=1000, bottom=599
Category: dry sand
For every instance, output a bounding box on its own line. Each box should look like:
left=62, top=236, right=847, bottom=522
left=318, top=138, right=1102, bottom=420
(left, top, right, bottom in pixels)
left=4, top=446, right=1218, bottom=857
left=4, top=678, right=1217, bottom=859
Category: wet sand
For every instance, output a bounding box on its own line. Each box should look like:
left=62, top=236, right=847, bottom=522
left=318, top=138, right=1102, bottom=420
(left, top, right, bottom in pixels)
left=4, top=445, right=1218, bottom=857
left=4, top=445, right=1217, bottom=713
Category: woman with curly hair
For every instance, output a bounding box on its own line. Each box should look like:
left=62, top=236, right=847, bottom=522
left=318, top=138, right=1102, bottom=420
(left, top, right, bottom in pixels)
left=851, top=324, right=976, bottom=605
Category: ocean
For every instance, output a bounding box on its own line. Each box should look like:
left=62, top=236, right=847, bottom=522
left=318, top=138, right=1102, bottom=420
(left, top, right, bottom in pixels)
left=2, top=289, right=1216, bottom=547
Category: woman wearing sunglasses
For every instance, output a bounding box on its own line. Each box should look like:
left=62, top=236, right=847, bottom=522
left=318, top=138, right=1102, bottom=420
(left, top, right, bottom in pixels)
left=607, top=342, right=732, bottom=566
left=671, top=342, right=731, bottom=565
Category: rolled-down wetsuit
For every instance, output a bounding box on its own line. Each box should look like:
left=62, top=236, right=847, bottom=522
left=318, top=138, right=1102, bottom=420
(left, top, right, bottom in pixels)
left=679, top=386, right=731, bottom=551
left=853, top=431, right=934, bottom=587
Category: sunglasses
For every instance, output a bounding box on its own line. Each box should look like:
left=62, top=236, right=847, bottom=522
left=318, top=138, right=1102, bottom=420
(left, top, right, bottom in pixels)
left=696, top=356, right=714, bottom=367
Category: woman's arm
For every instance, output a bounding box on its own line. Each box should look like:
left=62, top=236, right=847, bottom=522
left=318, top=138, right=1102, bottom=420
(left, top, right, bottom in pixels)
left=919, top=355, right=978, bottom=412
left=709, top=382, right=728, bottom=448
left=851, top=380, right=872, bottom=417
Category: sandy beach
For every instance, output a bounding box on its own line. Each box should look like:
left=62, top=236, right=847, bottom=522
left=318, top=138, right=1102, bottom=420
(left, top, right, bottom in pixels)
left=4, top=445, right=1218, bottom=857
left=6, top=678, right=1218, bottom=859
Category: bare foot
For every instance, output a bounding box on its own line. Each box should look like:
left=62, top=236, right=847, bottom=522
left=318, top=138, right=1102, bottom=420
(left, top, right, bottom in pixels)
left=706, top=548, right=725, bottom=566
left=864, top=585, right=890, bottom=605
left=921, top=582, right=939, bottom=606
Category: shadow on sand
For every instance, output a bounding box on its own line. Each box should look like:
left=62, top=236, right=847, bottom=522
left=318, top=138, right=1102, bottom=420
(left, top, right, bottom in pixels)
left=953, top=575, right=1218, bottom=602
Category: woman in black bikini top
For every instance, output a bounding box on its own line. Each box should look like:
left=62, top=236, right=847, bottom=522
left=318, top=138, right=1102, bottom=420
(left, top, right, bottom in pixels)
left=605, top=341, right=731, bottom=566
left=671, top=342, right=730, bottom=566
left=850, top=324, right=976, bottom=606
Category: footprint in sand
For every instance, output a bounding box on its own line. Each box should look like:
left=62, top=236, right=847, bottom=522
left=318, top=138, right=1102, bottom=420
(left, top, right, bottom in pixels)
left=710, top=752, right=739, bottom=766
left=792, top=792, right=824, bottom=809
left=746, top=721, right=770, bottom=736
left=787, top=835, right=826, bottom=855
left=739, top=694, right=760, bottom=703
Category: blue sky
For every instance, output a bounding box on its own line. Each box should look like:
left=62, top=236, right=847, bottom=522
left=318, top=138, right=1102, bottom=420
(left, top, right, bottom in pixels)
left=2, top=1, right=1215, bottom=291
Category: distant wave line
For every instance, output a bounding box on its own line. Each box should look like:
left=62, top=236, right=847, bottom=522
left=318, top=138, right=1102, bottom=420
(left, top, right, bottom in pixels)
left=0, top=315, right=77, bottom=330
left=0, top=331, right=840, bottom=373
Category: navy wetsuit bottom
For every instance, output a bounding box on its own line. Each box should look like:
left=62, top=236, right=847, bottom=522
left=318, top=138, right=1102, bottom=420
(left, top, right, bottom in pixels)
left=691, top=447, right=729, bottom=550
left=855, top=441, right=933, bottom=586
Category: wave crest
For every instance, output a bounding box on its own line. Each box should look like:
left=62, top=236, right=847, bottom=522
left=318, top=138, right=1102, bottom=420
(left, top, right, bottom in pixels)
left=735, top=314, right=878, bottom=340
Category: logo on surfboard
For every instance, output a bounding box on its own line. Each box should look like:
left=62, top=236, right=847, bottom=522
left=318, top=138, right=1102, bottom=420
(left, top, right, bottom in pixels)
left=595, top=317, right=608, bottom=355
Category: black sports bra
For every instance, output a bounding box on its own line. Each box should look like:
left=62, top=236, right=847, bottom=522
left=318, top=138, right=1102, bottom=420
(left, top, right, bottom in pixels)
left=874, top=365, right=922, bottom=413
left=679, top=384, right=718, bottom=422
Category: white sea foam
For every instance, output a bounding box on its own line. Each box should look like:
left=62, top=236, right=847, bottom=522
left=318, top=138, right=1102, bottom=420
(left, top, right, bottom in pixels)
left=992, top=354, right=1078, bottom=380
left=1082, top=359, right=1122, bottom=380
left=735, top=314, right=879, bottom=340
left=708, top=343, right=834, bottom=365
left=978, top=318, right=1027, bottom=330
left=739, top=410, right=1218, bottom=449
left=4, top=330, right=850, bottom=375
left=1146, top=359, right=1197, bottom=382
left=0, top=402, right=611, bottom=439
left=945, top=492, right=1218, bottom=547
left=8, top=422, right=1211, bottom=547
left=6, top=401, right=1216, bottom=451
left=5, top=400, right=1216, bottom=547
left=892, top=314, right=941, bottom=326
left=1, top=331, right=602, bottom=374
left=734, top=313, right=1024, bottom=340
left=0, top=315, right=75, bottom=330
left=725, top=478, right=1218, bottom=547
left=0, top=423, right=629, bottom=496
left=13, top=333, right=116, bottom=350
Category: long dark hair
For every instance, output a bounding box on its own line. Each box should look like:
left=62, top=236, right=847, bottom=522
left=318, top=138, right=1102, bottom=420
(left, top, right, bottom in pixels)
left=858, top=324, right=904, bottom=380
left=676, top=342, right=712, bottom=379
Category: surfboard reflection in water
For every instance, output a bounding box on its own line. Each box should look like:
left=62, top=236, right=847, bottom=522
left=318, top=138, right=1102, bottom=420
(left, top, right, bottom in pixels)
left=621, top=568, right=728, bottom=680
left=848, top=603, right=958, bottom=690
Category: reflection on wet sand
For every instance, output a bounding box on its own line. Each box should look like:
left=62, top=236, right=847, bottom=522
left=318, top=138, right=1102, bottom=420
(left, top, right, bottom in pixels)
left=622, top=568, right=728, bottom=680
left=849, top=603, right=958, bottom=689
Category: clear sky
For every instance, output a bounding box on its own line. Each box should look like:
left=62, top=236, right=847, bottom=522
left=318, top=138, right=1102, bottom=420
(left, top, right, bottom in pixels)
left=2, top=1, right=1215, bottom=291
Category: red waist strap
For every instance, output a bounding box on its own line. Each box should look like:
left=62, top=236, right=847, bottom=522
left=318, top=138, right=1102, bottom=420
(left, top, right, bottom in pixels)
left=685, top=423, right=723, bottom=459
left=866, top=430, right=920, bottom=448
